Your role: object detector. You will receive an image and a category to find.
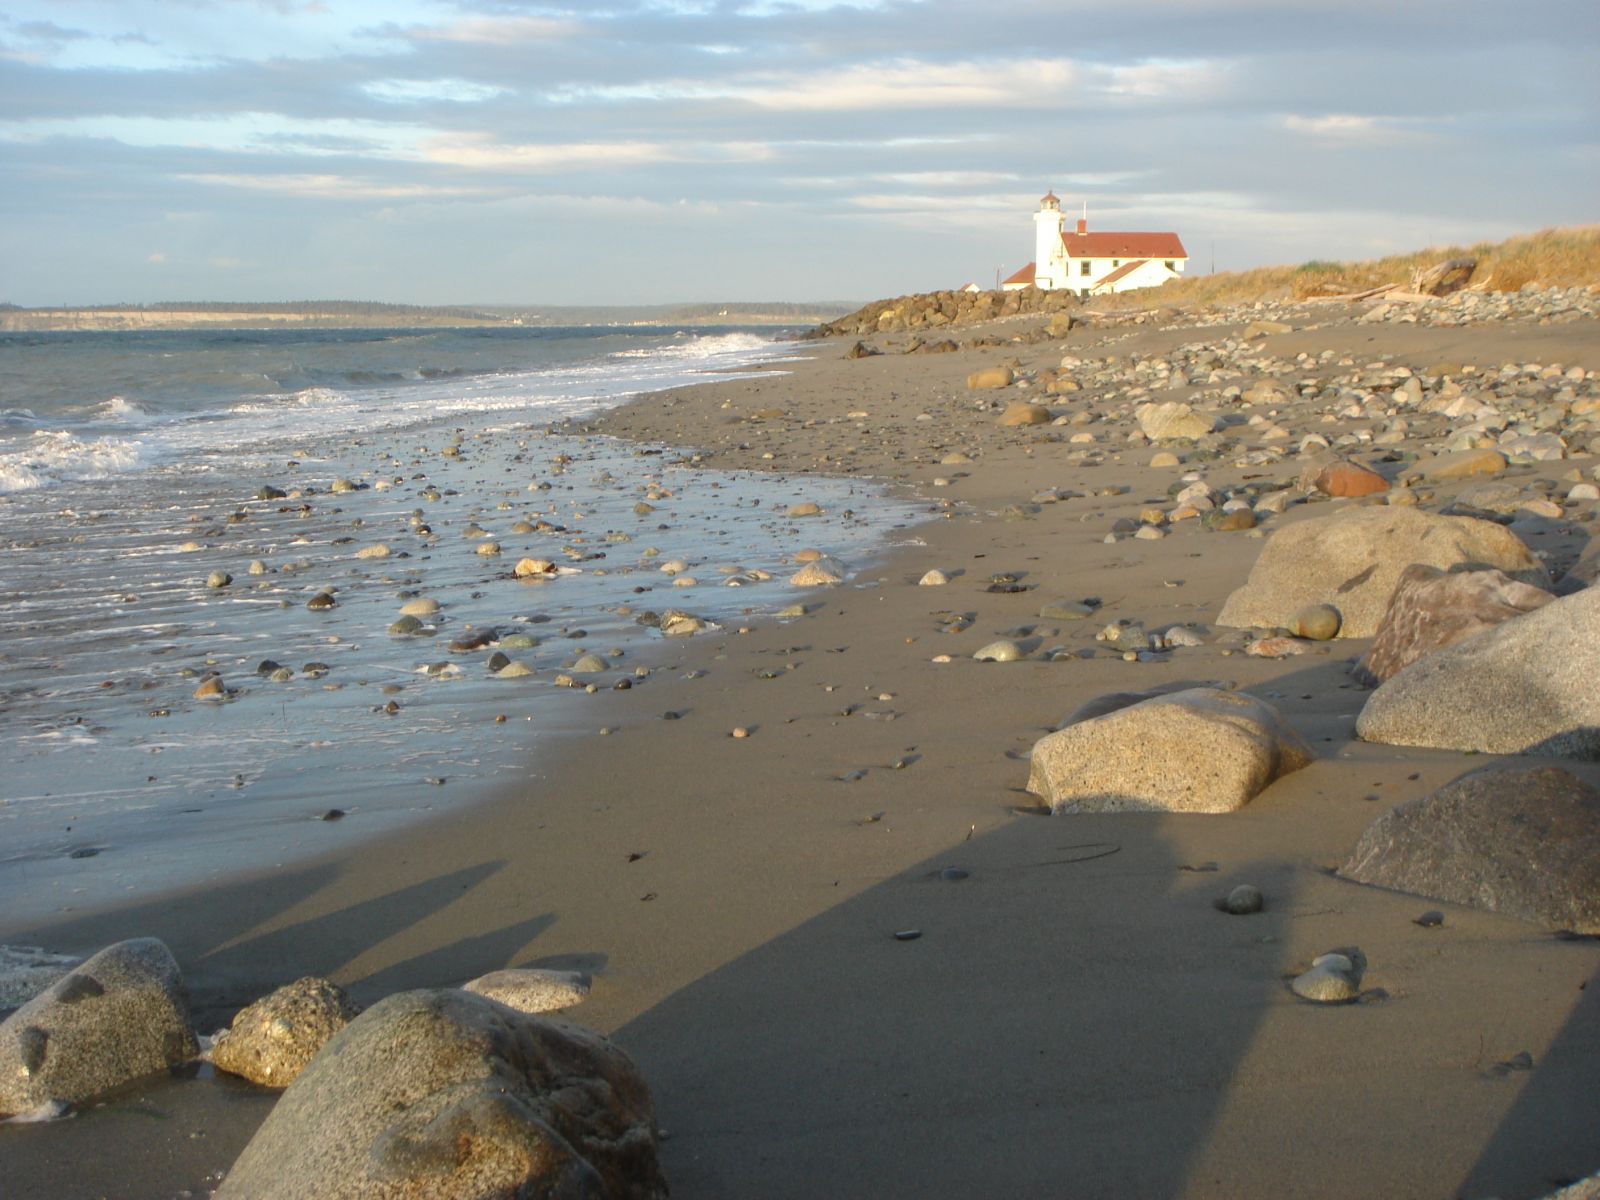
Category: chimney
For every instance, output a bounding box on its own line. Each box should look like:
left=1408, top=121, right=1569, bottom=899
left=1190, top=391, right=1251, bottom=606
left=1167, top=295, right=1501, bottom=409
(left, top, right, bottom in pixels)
left=1075, top=217, right=1087, bottom=235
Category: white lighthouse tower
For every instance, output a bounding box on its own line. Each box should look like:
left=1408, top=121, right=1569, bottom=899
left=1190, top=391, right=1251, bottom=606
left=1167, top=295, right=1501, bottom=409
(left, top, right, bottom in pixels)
left=1032, top=190, right=1065, bottom=289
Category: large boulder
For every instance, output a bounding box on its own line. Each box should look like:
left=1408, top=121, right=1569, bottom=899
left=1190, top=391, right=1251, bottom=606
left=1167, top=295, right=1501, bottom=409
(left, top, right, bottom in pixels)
left=1339, top=766, right=1600, bottom=933
left=1026, top=687, right=1313, bottom=814
left=1216, top=506, right=1546, bottom=638
left=1354, top=564, right=1556, bottom=684
left=1356, top=584, right=1600, bottom=757
left=1135, top=401, right=1215, bottom=442
left=0, top=938, right=197, bottom=1116
left=218, top=989, right=665, bottom=1200
left=211, top=976, right=360, bottom=1088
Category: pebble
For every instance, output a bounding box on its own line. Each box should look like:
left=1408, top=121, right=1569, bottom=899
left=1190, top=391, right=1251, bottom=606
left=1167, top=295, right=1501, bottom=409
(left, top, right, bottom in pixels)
left=192, top=675, right=227, bottom=700
left=206, top=571, right=232, bottom=589
left=973, top=640, right=1024, bottom=663
left=919, top=569, right=949, bottom=586
left=388, top=616, right=424, bottom=636
left=1220, top=884, right=1263, bottom=915
left=1289, top=604, right=1342, bottom=641
left=1291, top=950, right=1363, bottom=1003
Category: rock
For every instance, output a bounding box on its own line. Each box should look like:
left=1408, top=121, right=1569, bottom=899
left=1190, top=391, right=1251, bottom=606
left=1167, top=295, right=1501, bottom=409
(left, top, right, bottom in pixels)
left=1242, top=320, right=1292, bottom=337
left=1290, top=952, right=1362, bottom=1003
left=1413, top=448, right=1508, bottom=481
left=399, top=598, right=440, bottom=617
left=462, top=969, right=590, bottom=1014
left=206, top=570, right=233, bottom=589
left=998, top=402, right=1052, bottom=427
left=1206, top=508, right=1256, bottom=532
left=495, top=662, right=533, bottom=678
left=918, top=569, right=949, bottom=586
left=845, top=340, right=877, bottom=359
left=355, top=544, right=391, bottom=560
left=193, top=674, right=228, bottom=700
left=973, top=640, right=1024, bottom=663
left=0, top=947, right=81, bottom=1012
left=1039, top=600, right=1096, bottom=621
left=1245, top=636, right=1304, bottom=658
left=0, top=938, right=197, bottom=1116
left=211, top=978, right=360, bottom=1088
left=389, top=616, right=425, bottom=636
left=1339, top=765, right=1600, bottom=933
left=789, top=557, right=846, bottom=587
left=1310, top=459, right=1389, bottom=498
left=1289, top=603, right=1342, bottom=640
left=513, top=558, right=556, bottom=578
left=1135, top=401, right=1215, bottom=441
left=966, top=366, right=1015, bottom=389
left=1221, top=884, right=1264, bottom=914
left=1354, top=564, right=1555, bottom=684
left=570, top=654, right=607, bottom=674
left=787, top=502, right=822, bottom=518
left=1026, top=687, right=1313, bottom=814
left=307, top=591, right=337, bottom=611
left=1356, top=584, right=1600, bottom=756
left=1216, top=506, right=1546, bottom=638
left=658, top=610, right=706, bottom=637
left=216, top=989, right=666, bottom=1200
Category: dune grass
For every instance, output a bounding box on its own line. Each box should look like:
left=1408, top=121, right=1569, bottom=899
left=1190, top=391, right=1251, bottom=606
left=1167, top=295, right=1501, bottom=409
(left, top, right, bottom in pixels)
left=1090, top=226, right=1600, bottom=310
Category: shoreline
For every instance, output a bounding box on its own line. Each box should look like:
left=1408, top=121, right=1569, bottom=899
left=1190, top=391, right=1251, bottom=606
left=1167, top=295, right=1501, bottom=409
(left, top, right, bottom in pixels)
left=5, top=299, right=1600, bottom=1198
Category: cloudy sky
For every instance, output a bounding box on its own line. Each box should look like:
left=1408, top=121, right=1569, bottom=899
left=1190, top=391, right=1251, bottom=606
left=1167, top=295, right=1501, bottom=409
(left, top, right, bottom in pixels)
left=1, top=0, right=1594, bottom=305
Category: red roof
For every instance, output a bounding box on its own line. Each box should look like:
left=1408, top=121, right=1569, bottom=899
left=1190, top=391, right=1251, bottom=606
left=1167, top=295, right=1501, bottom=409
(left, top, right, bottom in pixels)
left=1062, top=231, right=1187, bottom=259
left=1001, top=262, right=1037, bottom=287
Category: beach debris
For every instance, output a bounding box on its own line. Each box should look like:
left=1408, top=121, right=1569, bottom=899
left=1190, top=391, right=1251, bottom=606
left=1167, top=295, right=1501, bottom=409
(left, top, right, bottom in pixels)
left=211, top=977, right=360, bottom=1089
left=214, top=989, right=666, bottom=1200
left=1356, top=585, right=1600, bottom=757
left=1217, top=506, right=1546, bottom=638
left=462, top=968, right=590, bottom=1015
left=1340, top=766, right=1600, bottom=933
left=1352, top=564, right=1553, bottom=685
left=1027, top=687, right=1313, bottom=814
left=0, top=939, right=198, bottom=1117
left=1290, top=949, right=1365, bottom=1003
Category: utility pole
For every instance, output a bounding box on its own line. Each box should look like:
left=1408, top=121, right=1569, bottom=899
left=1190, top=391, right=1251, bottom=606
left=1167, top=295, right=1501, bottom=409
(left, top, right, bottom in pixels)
left=1210, top=239, right=1215, bottom=275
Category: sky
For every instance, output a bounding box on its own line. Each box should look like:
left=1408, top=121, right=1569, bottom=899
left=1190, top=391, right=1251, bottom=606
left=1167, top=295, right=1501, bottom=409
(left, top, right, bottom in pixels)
left=1, top=0, right=1595, bottom=305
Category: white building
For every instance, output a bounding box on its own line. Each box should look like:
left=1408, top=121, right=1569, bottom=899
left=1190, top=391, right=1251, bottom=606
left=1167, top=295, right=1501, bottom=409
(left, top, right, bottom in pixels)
left=1002, top=191, right=1188, bottom=297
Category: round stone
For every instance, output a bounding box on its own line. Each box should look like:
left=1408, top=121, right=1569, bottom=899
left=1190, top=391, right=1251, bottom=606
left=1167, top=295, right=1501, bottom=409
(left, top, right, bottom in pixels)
left=973, top=639, right=1024, bottom=663
left=388, top=616, right=424, bottom=636
left=1222, top=884, right=1264, bottom=914
left=919, top=569, right=949, bottom=587
left=1289, top=603, right=1342, bottom=641
left=399, top=597, right=439, bottom=617
left=206, top=571, right=232, bottom=589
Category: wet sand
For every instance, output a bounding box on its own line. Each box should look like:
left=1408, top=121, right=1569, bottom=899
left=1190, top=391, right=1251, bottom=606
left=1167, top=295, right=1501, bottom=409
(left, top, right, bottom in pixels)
left=4, top=301, right=1600, bottom=1198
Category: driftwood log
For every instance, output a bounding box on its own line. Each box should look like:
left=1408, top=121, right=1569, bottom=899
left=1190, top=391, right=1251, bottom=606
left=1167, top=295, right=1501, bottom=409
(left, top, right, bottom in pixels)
left=1411, top=257, right=1476, bottom=296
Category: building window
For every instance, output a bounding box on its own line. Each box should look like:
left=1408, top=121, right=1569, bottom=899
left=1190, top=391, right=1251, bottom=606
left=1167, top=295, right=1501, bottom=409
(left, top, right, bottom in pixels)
left=1079, top=261, right=1091, bottom=276
left=1164, top=260, right=1175, bottom=270
left=1111, top=260, right=1120, bottom=268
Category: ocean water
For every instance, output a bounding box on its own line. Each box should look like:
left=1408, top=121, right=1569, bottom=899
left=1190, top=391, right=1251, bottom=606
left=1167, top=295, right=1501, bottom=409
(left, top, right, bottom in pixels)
left=0, top=326, right=921, bottom=922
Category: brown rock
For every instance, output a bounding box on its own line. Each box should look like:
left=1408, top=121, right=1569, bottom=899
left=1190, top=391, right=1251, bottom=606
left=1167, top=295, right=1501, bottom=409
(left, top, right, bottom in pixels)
left=1355, top=564, right=1556, bottom=684
left=966, top=366, right=1015, bottom=390
left=1413, top=449, right=1508, bottom=481
left=998, top=402, right=1052, bottom=427
left=1207, top=509, right=1257, bottom=532
left=1340, top=765, right=1600, bottom=932
left=1311, top=460, right=1389, bottom=498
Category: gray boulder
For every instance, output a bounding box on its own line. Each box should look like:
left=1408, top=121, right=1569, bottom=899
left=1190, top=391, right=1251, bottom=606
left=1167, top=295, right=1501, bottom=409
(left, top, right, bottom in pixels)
left=0, top=938, right=197, bottom=1116
left=1136, top=401, right=1215, bottom=441
left=1353, top=564, right=1555, bottom=684
left=1356, top=584, right=1600, bottom=757
left=1217, top=506, right=1546, bottom=638
left=463, top=969, right=590, bottom=1014
left=211, top=976, right=360, bottom=1088
left=217, top=989, right=665, bottom=1200
left=1340, top=766, right=1600, bottom=932
left=1026, top=687, right=1313, bottom=814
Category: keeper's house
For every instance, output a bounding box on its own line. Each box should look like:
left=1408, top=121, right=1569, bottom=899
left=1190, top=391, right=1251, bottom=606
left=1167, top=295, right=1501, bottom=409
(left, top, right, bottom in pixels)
left=1002, top=191, right=1187, bottom=297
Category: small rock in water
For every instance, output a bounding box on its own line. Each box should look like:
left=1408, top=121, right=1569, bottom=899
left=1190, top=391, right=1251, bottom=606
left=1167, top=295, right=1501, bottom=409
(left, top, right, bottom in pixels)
left=320, top=809, right=346, bottom=821
left=388, top=616, right=425, bottom=636
left=306, top=591, right=336, bottom=611
left=206, top=571, right=232, bottom=589
left=193, top=675, right=227, bottom=700
left=398, top=597, right=440, bottom=617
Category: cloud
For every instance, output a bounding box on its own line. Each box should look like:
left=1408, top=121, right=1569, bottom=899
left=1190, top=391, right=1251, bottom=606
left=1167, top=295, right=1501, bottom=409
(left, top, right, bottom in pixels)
left=1281, top=113, right=1422, bottom=144
left=179, top=172, right=490, bottom=199
left=363, top=79, right=513, bottom=104
left=411, top=15, right=581, bottom=44
left=417, top=133, right=775, bottom=172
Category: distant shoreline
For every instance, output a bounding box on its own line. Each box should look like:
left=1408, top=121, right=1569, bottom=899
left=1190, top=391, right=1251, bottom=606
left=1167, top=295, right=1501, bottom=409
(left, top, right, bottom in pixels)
left=0, top=304, right=855, bottom=334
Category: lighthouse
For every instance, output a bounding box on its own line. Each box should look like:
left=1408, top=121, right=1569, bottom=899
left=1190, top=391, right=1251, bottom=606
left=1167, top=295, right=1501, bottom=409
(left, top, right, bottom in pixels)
left=1032, top=190, right=1065, bottom=289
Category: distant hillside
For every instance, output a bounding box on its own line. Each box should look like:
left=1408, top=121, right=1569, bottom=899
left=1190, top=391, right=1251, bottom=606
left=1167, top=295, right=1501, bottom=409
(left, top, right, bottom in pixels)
left=0, top=298, right=858, bottom=333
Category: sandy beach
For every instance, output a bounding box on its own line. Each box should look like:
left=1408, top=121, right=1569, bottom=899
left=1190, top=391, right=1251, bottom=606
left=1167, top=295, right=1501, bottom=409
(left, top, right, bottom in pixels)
left=4, top=293, right=1600, bottom=1198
